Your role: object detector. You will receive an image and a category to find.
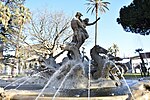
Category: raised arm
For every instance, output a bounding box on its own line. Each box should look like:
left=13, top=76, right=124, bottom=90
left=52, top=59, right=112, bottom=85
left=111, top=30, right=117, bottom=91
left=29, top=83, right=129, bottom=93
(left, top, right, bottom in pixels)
left=86, top=17, right=100, bottom=26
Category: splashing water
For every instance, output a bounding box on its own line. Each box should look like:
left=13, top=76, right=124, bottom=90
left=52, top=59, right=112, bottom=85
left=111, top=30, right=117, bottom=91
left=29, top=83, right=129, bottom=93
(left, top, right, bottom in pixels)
left=113, top=61, right=135, bottom=99
left=15, top=76, right=32, bottom=89
left=88, top=60, right=91, bottom=100
left=4, top=76, right=28, bottom=89
left=121, top=76, right=135, bottom=99
left=52, top=64, right=77, bottom=100
left=103, top=60, right=135, bottom=99
left=4, top=69, right=51, bottom=90
left=35, top=61, right=74, bottom=100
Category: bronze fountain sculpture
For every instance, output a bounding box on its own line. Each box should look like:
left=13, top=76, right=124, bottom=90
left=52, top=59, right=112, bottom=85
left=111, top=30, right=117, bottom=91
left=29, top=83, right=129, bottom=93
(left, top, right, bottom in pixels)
left=1, top=12, right=150, bottom=100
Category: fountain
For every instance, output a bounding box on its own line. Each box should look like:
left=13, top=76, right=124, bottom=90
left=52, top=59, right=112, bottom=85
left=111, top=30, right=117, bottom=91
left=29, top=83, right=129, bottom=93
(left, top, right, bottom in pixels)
left=0, top=43, right=131, bottom=100
left=1, top=12, right=150, bottom=100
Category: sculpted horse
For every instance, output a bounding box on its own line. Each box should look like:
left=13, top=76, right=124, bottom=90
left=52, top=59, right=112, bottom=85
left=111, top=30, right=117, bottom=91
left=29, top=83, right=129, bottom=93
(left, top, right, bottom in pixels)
left=90, top=45, right=126, bottom=80
left=90, top=45, right=109, bottom=79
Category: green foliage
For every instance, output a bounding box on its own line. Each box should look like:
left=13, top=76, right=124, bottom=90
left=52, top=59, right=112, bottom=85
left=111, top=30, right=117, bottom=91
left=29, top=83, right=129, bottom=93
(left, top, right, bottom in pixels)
left=85, top=0, right=110, bottom=14
left=0, top=2, right=11, bottom=29
left=108, top=43, right=119, bottom=57
left=0, top=1, right=31, bottom=42
left=124, top=73, right=141, bottom=79
left=117, top=0, right=150, bottom=35
left=14, top=5, right=31, bottom=24
left=85, top=0, right=110, bottom=45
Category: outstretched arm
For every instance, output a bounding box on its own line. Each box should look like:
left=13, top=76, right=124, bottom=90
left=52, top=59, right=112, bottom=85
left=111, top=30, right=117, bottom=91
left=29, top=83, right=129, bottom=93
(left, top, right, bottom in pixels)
left=86, top=17, right=100, bottom=26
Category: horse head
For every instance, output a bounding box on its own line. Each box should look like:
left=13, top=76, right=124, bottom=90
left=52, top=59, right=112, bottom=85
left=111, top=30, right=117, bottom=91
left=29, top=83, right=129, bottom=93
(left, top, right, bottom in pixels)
left=91, top=45, right=108, bottom=55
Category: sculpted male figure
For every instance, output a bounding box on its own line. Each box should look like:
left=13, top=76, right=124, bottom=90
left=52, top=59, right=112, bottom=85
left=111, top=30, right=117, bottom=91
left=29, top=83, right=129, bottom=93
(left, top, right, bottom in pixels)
left=68, top=12, right=100, bottom=59
left=71, top=12, right=100, bottom=49
left=71, top=12, right=86, bottom=49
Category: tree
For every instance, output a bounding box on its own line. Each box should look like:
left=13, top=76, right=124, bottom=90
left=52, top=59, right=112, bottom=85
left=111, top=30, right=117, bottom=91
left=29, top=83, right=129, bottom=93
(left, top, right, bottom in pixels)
left=108, top=43, right=119, bottom=57
left=117, top=0, right=150, bottom=35
left=0, top=0, right=27, bottom=39
left=0, top=0, right=31, bottom=58
left=0, top=0, right=31, bottom=74
left=0, top=2, right=11, bottom=58
left=14, top=5, right=31, bottom=58
left=85, top=0, right=110, bottom=45
left=26, top=10, right=72, bottom=57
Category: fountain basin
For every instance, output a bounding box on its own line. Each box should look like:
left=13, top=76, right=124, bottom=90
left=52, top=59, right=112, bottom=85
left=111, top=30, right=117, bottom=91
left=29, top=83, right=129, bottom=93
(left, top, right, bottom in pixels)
left=0, top=86, right=130, bottom=100
left=0, top=84, right=43, bottom=90
left=1, top=90, right=128, bottom=100
left=11, top=94, right=128, bottom=100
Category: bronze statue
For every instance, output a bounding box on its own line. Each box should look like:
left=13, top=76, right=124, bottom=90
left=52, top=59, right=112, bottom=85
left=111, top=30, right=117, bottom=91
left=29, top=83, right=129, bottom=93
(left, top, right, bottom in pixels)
left=71, top=12, right=100, bottom=49
left=71, top=12, right=86, bottom=49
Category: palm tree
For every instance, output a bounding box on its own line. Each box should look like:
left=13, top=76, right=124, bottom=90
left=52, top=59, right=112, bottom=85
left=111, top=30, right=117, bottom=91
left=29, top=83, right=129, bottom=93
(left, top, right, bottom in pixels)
left=14, top=5, right=31, bottom=58
left=85, top=0, right=110, bottom=45
left=112, top=43, right=119, bottom=57
left=15, top=5, right=31, bottom=74
left=108, top=43, right=119, bottom=57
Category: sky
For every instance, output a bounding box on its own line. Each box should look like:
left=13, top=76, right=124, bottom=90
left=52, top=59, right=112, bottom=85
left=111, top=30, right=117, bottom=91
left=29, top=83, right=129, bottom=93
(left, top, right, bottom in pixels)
left=24, top=0, right=150, bottom=58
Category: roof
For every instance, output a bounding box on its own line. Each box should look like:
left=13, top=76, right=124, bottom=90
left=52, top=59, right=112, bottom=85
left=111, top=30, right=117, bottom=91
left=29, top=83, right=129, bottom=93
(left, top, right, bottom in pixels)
left=141, top=52, right=150, bottom=58
left=123, top=52, right=150, bottom=60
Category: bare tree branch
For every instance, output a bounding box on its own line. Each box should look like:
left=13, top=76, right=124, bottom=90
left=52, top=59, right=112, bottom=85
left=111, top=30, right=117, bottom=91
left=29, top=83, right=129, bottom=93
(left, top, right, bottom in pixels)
left=26, top=10, right=72, bottom=57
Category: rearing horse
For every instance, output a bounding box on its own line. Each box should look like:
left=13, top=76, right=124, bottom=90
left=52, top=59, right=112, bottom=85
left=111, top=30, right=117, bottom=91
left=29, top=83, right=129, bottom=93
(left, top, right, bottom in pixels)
left=90, top=45, right=122, bottom=80
left=90, top=45, right=109, bottom=79
left=90, top=45, right=128, bottom=80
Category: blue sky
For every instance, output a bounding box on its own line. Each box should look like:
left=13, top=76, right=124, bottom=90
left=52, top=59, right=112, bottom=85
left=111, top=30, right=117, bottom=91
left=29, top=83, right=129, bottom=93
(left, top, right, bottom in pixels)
left=25, top=0, right=150, bottom=58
